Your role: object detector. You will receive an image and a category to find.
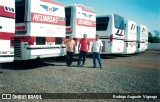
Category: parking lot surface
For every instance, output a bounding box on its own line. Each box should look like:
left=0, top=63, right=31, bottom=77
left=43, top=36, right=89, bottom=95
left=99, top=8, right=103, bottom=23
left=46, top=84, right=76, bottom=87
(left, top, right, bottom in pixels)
left=0, top=51, right=160, bottom=101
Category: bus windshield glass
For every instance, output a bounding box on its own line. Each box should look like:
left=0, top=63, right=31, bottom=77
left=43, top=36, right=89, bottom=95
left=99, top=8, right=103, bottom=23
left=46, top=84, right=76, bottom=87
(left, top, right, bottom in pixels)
left=114, top=14, right=124, bottom=30
left=96, top=17, right=109, bottom=31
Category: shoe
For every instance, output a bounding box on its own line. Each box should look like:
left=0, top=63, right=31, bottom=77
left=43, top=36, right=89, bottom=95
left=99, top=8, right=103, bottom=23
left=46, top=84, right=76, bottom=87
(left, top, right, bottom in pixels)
left=92, top=66, right=96, bottom=68
left=100, top=66, right=103, bottom=69
left=82, top=65, right=86, bottom=67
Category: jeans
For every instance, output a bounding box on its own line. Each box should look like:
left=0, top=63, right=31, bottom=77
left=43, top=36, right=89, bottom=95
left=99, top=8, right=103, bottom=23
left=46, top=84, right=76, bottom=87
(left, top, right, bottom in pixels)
left=66, top=51, right=74, bottom=66
left=92, top=52, right=103, bottom=68
left=77, top=51, right=87, bottom=66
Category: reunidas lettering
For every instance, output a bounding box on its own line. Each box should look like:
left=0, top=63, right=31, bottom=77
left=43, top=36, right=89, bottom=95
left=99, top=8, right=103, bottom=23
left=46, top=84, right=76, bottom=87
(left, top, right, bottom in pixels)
left=32, top=14, right=58, bottom=23
left=78, top=19, right=92, bottom=26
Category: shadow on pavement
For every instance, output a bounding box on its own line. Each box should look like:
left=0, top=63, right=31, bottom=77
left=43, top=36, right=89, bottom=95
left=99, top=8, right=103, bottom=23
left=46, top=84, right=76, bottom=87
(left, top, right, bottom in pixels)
left=87, top=53, right=135, bottom=59
left=0, top=59, right=55, bottom=70
left=0, top=56, right=79, bottom=70
left=42, top=56, right=78, bottom=62
left=101, top=54, right=133, bottom=59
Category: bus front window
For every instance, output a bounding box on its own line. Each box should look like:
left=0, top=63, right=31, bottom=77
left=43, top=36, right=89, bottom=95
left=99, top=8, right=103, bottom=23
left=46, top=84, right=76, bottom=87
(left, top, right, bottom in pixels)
left=114, top=14, right=124, bottom=30
left=96, top=17, right=109, bottom=31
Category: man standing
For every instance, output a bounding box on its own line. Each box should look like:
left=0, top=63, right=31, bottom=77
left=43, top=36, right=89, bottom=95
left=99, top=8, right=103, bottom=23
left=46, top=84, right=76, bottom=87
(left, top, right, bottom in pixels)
left=91, top=35, right=103, bottom=69
left=77, top=34, right=90, bottom=67
left=62, top=35, right=75, bottom=66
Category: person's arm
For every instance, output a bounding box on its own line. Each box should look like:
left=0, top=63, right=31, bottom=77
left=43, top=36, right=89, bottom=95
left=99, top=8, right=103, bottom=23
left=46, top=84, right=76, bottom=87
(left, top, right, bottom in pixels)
left=78, top=39, right=82, bottom=52
left=88, top=41, right=90, bottom=51
left=91, top=46, right=93, bottom=53
left=91, top=41, right=93, bottom=52
left=73, top=41, right=76, bottom=52
left=61, top=39, right=67, bottom=47
left=99, top=41, right=103, bottom=53
left=99, top=46, right=102, bottom=53
left=78, top=43, right=80, bottom=52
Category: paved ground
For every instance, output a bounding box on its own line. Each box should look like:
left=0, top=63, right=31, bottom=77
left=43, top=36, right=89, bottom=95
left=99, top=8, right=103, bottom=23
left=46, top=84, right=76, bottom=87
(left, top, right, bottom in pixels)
left=0, top=50, right=160, bottom=102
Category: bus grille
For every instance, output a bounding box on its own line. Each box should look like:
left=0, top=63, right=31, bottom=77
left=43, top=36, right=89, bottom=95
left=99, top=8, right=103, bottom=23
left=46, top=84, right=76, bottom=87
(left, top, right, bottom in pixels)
left=14, top=38, right=22, bottom=57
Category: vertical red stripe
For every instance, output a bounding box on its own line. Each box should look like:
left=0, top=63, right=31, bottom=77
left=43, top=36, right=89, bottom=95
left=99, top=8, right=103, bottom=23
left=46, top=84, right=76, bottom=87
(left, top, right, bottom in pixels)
left=120, top=30, right=123, bottom=34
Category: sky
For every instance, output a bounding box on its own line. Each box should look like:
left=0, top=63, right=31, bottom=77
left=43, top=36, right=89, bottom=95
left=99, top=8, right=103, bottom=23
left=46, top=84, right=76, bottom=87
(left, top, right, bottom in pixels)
left=58, top=0, right=160, bottom=36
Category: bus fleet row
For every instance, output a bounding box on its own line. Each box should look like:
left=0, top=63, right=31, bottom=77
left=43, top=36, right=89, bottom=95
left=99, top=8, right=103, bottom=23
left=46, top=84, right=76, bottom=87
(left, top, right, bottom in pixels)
left=0, top=0, right=148, bottom=63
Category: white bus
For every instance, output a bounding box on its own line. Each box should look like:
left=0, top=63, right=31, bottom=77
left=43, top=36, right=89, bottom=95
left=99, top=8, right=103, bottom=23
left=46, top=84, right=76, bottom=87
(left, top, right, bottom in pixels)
left=96, top=14, right=125, bottom=54
left=14, top=0, right=66, bottom=60
left=143, top=26, right=149, bottom=51
left=0, top=0, right=15, bottom=63
left=123, top=20, right=137, bottom=54
left=65, top=4, right=96, bottom=54
left=136, top=25, right=148, bottom=53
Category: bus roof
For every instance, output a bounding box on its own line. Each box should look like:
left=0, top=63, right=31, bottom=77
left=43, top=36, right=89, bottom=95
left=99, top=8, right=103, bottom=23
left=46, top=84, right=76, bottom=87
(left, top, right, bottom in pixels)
left=65, top=4, right=95, bottom=14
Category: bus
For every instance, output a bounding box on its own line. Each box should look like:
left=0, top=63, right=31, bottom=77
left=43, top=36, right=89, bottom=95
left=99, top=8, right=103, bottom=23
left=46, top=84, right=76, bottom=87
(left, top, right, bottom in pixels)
left=136, top=25, right=148, bottom=53
left=96, top=14, right=125, bottom=54
left=65, top=4, right=96, bottom=54
left=0, top=0, right=15, bottom=63
left=123, top=20, right=137, bottom=54
left=143, top=26, right=149, bottom=51
left=14, top=0, right=66, bottom=60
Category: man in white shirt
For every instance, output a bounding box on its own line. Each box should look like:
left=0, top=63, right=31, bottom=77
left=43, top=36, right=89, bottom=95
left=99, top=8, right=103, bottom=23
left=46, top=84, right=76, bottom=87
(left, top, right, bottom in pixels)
left=91, top=35, right=103, bottom=69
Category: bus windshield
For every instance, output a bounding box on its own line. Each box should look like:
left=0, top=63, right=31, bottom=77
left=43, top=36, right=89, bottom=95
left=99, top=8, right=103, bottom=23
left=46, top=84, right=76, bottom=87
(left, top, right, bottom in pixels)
left=114, top=14, right=124, bottom=30
left=96, top=17, right=109, bottom=31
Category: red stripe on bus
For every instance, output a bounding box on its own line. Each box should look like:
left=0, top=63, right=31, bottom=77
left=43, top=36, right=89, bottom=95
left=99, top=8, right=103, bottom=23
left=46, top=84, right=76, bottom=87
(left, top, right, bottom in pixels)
left=14, top=36, right=66, bottom=45
left=99, top=35, right=124, bottom=40
left=16, top=25, right=26, bottom=30
left=0, top=32, right=14, bottom=40
left=73, top=38, right=95, bottom=42
left=40, top=0, right=64, bottom=6
left=77, top=18, right=96, bottom=27
left=77, top=5, right=95, bottom=14
left=46, top=37, right=55, bottom=42
left=0, top=6, right=15, bottom=18
left=31, top=13, right=65, bottom=25
left=14, top=36, right=36, bottom=45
